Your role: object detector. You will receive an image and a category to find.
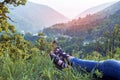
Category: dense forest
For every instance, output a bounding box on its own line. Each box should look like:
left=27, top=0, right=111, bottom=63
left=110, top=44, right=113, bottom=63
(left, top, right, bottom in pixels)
left=0, top=0, right=120, bottom=80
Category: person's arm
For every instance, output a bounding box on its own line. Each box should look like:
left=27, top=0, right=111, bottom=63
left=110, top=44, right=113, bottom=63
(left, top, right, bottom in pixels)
left=68, top=56, right=99, bottom=72
left=67, top=55, right=74, bottom=61
left=53, top=54, right=74, bottom=68
left=50, top=52, right=68, bottom=69
left=57, top=59, right=68, bottom=68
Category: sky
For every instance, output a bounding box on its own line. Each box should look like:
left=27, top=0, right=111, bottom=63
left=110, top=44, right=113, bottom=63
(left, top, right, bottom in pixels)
left=28, top=0, right=119, bottom=19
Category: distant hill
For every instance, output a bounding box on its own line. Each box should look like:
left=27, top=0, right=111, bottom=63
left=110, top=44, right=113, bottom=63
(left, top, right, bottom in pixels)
left=8, top=1, right=69, bottom=33
left=76, top=1, right=116, bottom=18
left=43, top=1, right=120, bottom=40
left=97, top=1, right=120, bottom=17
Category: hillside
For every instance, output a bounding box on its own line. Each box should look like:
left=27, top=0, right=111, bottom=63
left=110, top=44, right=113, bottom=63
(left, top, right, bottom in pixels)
left=98, top=1, right=120, bottom=17
left=76, top=1, right=115, bottom=18
left=43, top=1, right=120, bottom=40
left=8, top=1, right=69, bottom=33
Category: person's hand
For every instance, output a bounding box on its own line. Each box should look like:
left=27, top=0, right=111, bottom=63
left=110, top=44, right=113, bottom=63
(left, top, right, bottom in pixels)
left=50, top=51, right=69, bottom=69
left=50, top=51, right=61, bottom=67
left=50, top=51, right=56, bottom=60
left=59, top=52, right=71, bottom=59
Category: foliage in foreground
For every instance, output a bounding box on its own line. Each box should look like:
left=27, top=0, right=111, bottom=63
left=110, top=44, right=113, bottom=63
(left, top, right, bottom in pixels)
left=0, top=50, right=100, bottom=80
left=0, top=43, right=120, bottom=80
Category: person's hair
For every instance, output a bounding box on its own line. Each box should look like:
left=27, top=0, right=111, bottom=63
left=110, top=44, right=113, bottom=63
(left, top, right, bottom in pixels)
left=52, top=40, right=57, bottom=44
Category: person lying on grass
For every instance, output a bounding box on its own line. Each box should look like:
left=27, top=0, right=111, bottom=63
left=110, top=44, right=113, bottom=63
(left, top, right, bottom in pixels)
left=50, top=47, right=120, bottom=80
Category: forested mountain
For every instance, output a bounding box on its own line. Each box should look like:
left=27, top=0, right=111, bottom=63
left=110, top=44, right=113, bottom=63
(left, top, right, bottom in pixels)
left=8, top=1, right=69, bottom=33
left=76, top=1, right=115, bottom=18
left=43, top=1, right=120, bottom=40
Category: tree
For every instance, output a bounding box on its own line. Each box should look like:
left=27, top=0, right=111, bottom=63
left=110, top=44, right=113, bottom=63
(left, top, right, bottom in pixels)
left=36, top=32, right=53, bottom=54
left=0, top=0, right=26, bottom=33
left=0, top=0, right=29, bottom=59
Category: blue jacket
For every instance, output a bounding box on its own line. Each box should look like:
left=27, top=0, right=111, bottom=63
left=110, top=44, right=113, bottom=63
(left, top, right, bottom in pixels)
left=70, top=58, right=120, bottom=80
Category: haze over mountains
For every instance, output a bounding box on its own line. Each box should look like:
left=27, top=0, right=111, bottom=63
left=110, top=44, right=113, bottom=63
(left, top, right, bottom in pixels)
left=44, top=1, right=120, bottom=40
left=77, top=1, right=116, bottom=18
left=8, top=0, right=120, bottom=35
left=97, top=1, right=120, bottom=16
left=8, top=1, right=69, bottom=33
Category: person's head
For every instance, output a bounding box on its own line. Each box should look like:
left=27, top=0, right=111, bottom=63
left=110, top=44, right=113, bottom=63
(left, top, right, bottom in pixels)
left=54, top=47, right=59, bottom=53
left=52, top=40, right=57, bottom=44
left=52, top=40, right=59, bottom=48
left=54, top=47, right=63, bottom=55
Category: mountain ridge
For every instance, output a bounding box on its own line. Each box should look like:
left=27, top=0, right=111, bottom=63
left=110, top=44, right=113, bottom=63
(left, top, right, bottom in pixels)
left=8, top=1, right=69, bottom=33
left=76, top=1, right=117, bottom=18
left=43, top=1, right=120, bottom=40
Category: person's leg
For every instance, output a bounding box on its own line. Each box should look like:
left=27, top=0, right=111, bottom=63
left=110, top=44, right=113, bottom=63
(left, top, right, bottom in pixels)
left=70, top=58, right=120, bottom=80
left=70, top=57, right=99, bottom=72
left=101, top=59, right=120, bottom=80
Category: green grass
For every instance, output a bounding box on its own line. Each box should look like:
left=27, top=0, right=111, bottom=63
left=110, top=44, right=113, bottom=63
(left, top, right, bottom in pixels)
left=0, top=51, right=98, bottom=80
left=0, top=45, right=120, bottom=80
